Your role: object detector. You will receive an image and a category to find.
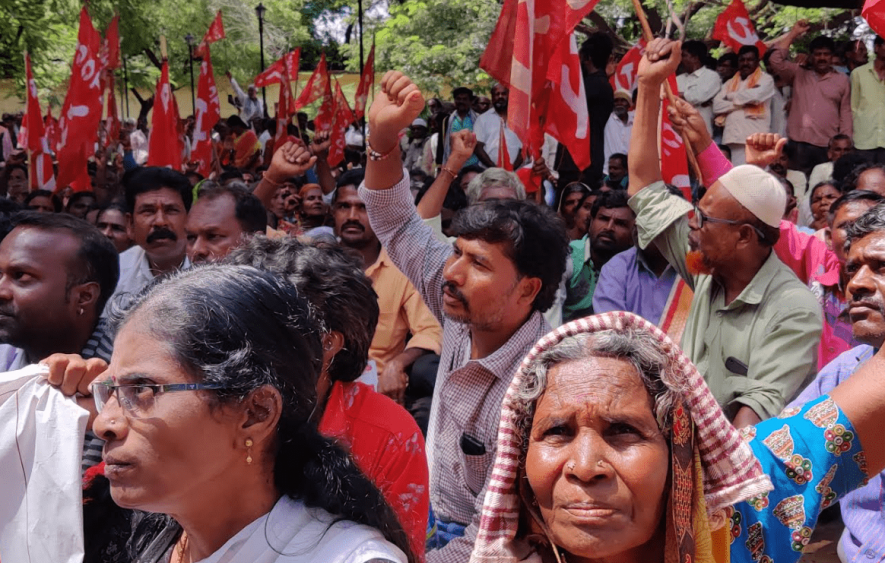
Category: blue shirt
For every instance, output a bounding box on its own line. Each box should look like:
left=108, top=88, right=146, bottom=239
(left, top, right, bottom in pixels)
left=733, top=394, right=869, bottom=563
left=787, top=346, right=884, bottom=563
left=592, top=246, right=678, bottom=324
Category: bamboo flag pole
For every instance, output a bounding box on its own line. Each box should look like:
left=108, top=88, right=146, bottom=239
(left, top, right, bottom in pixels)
left=630, top=0, right=704, bottom=186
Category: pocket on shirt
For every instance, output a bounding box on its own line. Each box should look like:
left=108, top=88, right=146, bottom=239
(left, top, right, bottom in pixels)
left=461, top=448, right=494, bottom=495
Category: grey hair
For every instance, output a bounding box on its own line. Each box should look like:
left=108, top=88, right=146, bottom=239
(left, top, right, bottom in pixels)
left=844, top=200, right=885, bottom=253
left=122, top=117, right=136, bottom=127
left=516, top=330, right=684, bottom=442
left=465, top=168, right=525, bottom=205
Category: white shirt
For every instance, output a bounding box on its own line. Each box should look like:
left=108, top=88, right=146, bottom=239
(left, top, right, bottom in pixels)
left=230, top=77, right=265, bottom=124
left=474, top=109, right=522, bottom=168
left=677, top=67, right=721, bottom=135
left=107, top=245, right=190, bottom=314
left=809, top=161, right=834, bottom=190
left=130, top=129, right=149, bottom=165
left=713, top=71, right=776, bottom=145
left=603, top=111, right=634, bottom=173
left=345, top=124, right=365, bottom=147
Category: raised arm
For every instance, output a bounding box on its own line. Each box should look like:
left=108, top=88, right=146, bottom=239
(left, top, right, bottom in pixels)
left=767, top=21, right=809, bottom=84
left=628, top=38, right=682, bottom=197
left=253, top=142, right=316, bottom=210
left=416, top=130, right=476, bottom=219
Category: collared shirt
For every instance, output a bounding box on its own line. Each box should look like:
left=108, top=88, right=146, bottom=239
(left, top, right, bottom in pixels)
left=359, top=170, right=551, bottom=563
left=712, top=71, right=776, bottom=145
left=230, top=77, right=265, bottom=124
left=603, top=111, right=634, bottom=174
left=769, top=47, right=852, bottom=147
left=592, top=246, right=678, bottom=324
left=788, top=345, right=885, bottom=563
left=630, top=181, right=822, bottom=420
left=564, top=236, right=597, bottom=323
left=473, top=109, right=522, bottom=168
left=108, top=245, right=190, bottom=314
left=851, top=61, right=885, bottom=151
left=366, top=247, right=442, bottom=373
left=676, top=67, right=721, bottom=134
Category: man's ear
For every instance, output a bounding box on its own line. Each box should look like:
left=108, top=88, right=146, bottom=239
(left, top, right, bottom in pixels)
left=518, top=276, right=543, bottom=308
left=72, top=281, right=101, bottom=315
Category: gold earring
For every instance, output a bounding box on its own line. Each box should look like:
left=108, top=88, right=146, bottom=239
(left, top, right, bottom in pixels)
left=245, top=438, right=253, bottom=464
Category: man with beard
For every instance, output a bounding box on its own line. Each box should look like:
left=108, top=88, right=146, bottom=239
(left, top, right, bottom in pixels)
left=354, top=70, right=569, bottom=563
left=185, top=182, right=267, bottom=264
left=110, top=167, right=192, bottom=307
left=629, top=38, right=820, bottom=427
left=473, top=84, right=522, bottom=170
left=332, top=168, right=442, bottom=433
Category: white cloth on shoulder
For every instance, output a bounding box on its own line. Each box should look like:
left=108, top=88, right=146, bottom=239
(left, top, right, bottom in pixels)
left=0, top=363, right=88, bottom=563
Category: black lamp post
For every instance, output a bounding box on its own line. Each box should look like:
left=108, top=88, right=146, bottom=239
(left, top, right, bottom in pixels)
left=255, top=3, right=267, bottom=115
left=184, top=33, right=196, bottom=116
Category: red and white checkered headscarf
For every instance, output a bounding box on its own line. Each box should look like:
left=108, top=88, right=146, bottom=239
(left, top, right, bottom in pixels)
left=469, top=312, right=773, bottom=563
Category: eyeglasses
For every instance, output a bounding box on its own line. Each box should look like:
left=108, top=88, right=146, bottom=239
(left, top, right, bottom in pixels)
left=92, top=380, right=227, bottom=418
left=693, top=205, right=767, bottom=241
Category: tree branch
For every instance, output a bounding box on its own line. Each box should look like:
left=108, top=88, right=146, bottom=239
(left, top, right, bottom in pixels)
left=142, top=47, right=163, bottom=69
left=582, top=14, right=632, bottom=51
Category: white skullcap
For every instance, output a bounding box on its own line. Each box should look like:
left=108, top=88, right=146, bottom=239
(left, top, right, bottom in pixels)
left=716, top=165, right=786, bottom=228
left=411, top=118, right=428, bottom=128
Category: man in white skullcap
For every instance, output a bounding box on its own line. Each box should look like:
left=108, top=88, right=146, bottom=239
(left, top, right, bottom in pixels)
left=402, top=117, right=430, bottom=171
left=626, top=37, right=821, bottom=428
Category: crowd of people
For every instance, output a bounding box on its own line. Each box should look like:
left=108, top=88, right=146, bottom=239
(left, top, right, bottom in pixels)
left=3, top=17, right=885, bottom=563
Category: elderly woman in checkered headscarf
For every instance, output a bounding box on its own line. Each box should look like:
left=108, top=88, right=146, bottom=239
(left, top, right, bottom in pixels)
left=469, top=312, right=885, bottom=563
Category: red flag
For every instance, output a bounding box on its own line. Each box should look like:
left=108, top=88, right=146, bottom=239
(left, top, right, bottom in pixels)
left=271, top=58, right=296, bottom=155
left=24, top=53, right=55, bottom=190
left=661, top=76, right=691, bottom=199
left=148, top=60, right=182, bottom=169
left=863, top=0, right=885, bottom=38
left=610, top=40, right=646, bottom=94
left=45, top=107, right=60, bottom=154
left=195, top=11, right=225, bottom=59
left=294, top=54, right=329, bottom=110
left=192, top=49, right=221, bottom=178
left=327, top=80, right=355, bottom=167
left=105, top=15, right=120, bottom=69
left=540, top=32, right=590, bottom=170
left=255, top=48, right=300, bottom=88
left=353, top=44, right=374, bottom=120
left=57, top=7, right=105, bottom=189
left=480, top=0, right=600, bottom=146
left=104, top=74, right=120, bottom=148
left=313, top=77, right=335, bottom=133
left=713, top=0, right=767, bottom=57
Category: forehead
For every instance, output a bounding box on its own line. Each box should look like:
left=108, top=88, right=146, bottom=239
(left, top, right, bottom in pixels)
left=491, top=85, right=507, bottom=95
left=135, top=187, right=185, bottom=208
left=699, top=181, right=738, bottom=214
left=849, top=231, right=885, bottom=259
left=739, top=52, right=757, bottom=61
left=110, top=315, right=191, bottom=383
left=335, top=186, right=363, bottom=204
left=833, top=139, right=852, bottom=149
left=455, top=236, right=514, bottom=264
left=98, top=209, right=127, bottom=225
left=538, top=355, right=653, bottom=412
left=188, top=195, right=237, bottom=225
left=835, top=200, right=878, bottom=226
left=859, top=169, right=885, bottom=195
left=479, top=185, right=518, bottom=202
left=1, top=226, right=80, bottom=265
left=595, top=205, right=634, bottom=221
left=302, top=187, right=323, bottom=198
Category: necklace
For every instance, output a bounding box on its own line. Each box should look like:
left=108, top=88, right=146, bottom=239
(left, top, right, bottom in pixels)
left=176, top=531, right=189, bottom=563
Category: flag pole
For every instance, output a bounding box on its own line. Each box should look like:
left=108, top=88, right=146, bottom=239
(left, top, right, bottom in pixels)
left=630, top=0, right=704, bottom=185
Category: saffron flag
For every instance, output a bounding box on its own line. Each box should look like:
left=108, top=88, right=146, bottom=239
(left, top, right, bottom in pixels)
left=271, top=58, right=295, bottom=155
left=863, top=0, right=885, bottom=38
left=661, top=76, right=691, bottom=199
left=540, top=32, right=590, bottom=170
left=148, top=60, right=182, bottom=170
left=480, top=0, right=601, bottom=149
left=713, top=0, right=767, bottom=57
left=195, top=11, right=225, bottom=59
left=56, top=7, right=105, bottom=190
left=327, top=80, right=355, bottom=167
left=610, top=40, right=645, bottom=94
left=255, top=48, right=300, bottom=89
left=294, top=53, right=329, bottom=110
left=105, top=15, right=121, bottom=69
left=192, top=49, right=221, bottom=178
left=353, top=44, right=374, bottom=120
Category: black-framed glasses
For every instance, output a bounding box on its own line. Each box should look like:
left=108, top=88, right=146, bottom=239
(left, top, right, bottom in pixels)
left=92, top=380, right=227, bottom=418
left=693, top=205, right=767, bottom=241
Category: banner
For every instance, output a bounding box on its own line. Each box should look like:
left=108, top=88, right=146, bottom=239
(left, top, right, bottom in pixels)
left=353, top=44, right=374, bottom=119
left=661, top=76, right=691, bottom=198
left=294, top=53, right=329, bottom=110
left=254, top=48, right=300, bottom=89
left=328, top=80, right=355, bottom=167
left=195, top=11, right=225, bottom=59
left=610, top=40, right=645, bottom=94
left=540, top=32, right=590, bottom=170
left=713, top=0, right=767, bottom=56
left=191, top=49, right=221, bottom=178
left=147, top=60, right=182, bottom=169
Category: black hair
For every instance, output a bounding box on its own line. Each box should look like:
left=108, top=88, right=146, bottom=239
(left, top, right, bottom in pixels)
left=580, top=32, right=613, bottom=70
left=845, top=200, right=885, bottom=251
left=24, top=189, right=62, bottom=212
left=842, top=162, right=885, bottom=192
left=809, top=180, right=838, bottom=202
left=590, top=189, right=631, bottom=219
left=718, top=144, right=733, bottom=161
left=835, top=153, right=871, bottom=187
left=10, top=211, right=119, bottom=312
left=609, top=153, right=628, bottom=168
left=556, top=181, right=592, bottom=213
left=225, top=236, right=379, bottom=384
left=682, top=40, right=708, bottom=61
left=6, top=163, right=27, bottom=177
left=65, top=191, right=95, bottom=212
left=452, top=86, right=474, bottom=99
left=450, top=200, right=568, bottom=312
left=111, top=265, right=413, bottom=562
left=219, top=169, right=244, bottom=183
left=336, top=168, right=366, bottom=190
left=875, top=35, right=884, bottom=48
left=830, top=134, right=852, bottom=148
left=809, top=35, right=836, bottom=54
left=738, top=45, right=760, bottom=59
left=828, top=190, right=884, bottom=225
left=196, top=182, right=268, bottom=234
left=718, top=53, right=739, bottom=66
left=96, top=201, right=129, bottom=222
left=226, top=115, right=248, bottom=130
left=777, top=175, right=795, bottom=198
left=123, top=166, right=193, bottom=212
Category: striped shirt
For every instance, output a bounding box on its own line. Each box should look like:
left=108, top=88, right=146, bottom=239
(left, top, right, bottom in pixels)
left=788, top=345, right=885, bottom=563
left=360, top=171, right=551, bottom=563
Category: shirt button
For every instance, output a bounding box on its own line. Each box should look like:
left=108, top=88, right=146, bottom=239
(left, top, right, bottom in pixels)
left=865, top=550, right=876, bottom=559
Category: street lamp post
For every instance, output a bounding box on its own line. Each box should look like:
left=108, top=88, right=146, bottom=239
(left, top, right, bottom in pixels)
left=184, top=33, right=196, bottom=116
left=255, top=3, right=267, bottom=116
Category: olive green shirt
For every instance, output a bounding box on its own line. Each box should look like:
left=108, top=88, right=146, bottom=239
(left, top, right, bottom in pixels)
left=629, top=181, right=822, bottom=420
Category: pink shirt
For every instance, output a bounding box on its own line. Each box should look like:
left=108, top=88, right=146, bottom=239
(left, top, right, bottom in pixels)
left=697, top=143, right=854, bottom=368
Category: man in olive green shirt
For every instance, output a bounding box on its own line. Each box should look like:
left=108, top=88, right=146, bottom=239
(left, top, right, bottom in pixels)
left=627, top=38, right=821, bottom=427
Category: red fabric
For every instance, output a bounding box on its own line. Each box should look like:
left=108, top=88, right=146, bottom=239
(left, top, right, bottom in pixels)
left=104, top=15, right=120, bottom=69
left=713, top=0, right=767, bottom=57
left=45, top=107, right=60, bottom=154
left=313, top=76, right=335, bottom=134
left=328, top=80, right=355, bottom=167
left=354, top=44, right=375, bottom=120
left=192, top=49, right=221, bottom=178
left=540, top=32, right=590, bottom=170
left=864, top=0, right=885, bottom=38
left=661, top=75, right=691, bottom=196
left=255, top=48, right=300, bottom=89
left=517, top=166, right=541, bottom=193
left=104, top=74, right=120, bottom=149
left=610, top=40, right=646, bottom=94
left=271, top=59, right=295, bottom=156
left=294, top=53, right=329, bottom=111
left=24, top=53, right=56, bottom=191
left=147, top=61, right=182, bottom=170
left=56, top=7, right=105, bottom=189
left=195, top=10, right=225, bottom=59
left=318, top=381, right=429, bottom=561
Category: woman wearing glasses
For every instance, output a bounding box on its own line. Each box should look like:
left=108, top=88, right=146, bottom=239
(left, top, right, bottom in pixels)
left=72, top=264, right=413, bottom=563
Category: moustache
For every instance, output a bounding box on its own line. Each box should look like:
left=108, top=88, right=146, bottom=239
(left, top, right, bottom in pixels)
left=146, top=228, right=178, bottom=244
left=441, top=281, right=469, bottom=308
left=849, top=298, right=885, bottom=314
left=341, top=221, right=365, bottom=232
